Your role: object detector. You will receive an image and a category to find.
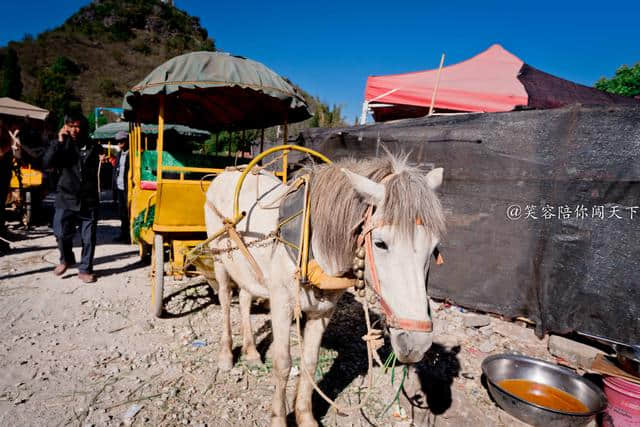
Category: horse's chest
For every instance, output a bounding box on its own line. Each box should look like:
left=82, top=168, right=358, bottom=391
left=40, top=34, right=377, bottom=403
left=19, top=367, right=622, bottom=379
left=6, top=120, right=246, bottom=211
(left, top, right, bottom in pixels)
left=298, top=287, right=340, bottom=314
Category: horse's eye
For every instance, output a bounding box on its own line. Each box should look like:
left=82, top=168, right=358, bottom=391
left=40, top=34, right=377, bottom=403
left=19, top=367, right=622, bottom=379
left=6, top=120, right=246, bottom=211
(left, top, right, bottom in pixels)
left=374, top=240, right=388, bottom=250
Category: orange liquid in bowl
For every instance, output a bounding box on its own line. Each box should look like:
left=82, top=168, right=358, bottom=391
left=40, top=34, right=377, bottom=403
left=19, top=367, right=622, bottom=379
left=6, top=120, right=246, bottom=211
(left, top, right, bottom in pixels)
left=498, top=379, right=589, bottom=413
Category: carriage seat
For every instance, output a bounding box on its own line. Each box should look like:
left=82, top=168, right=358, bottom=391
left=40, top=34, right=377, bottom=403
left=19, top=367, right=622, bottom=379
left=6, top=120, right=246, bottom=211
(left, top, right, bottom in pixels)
left=139, top=150, right=223, bottom=189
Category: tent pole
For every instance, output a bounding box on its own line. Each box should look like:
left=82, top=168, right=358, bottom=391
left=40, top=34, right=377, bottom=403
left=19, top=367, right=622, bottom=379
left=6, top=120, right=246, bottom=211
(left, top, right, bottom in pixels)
left=360, top=101, right=369, bottom=125
left=428, top=53, right=445, bottom=116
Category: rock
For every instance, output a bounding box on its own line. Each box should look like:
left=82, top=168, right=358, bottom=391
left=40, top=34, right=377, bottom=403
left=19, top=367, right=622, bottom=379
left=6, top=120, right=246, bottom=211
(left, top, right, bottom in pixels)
left=479, top=325, right=493, bottom=336
left=548, top=335, right=604, bottom=369
left=478, top=341, right=496, bottom=353
left=122, top=404, right=143, bottom=426
left=493, top=321, right=537, bottom=341
left=463, top=314, right=490, bottom=328
left=288, top=366, right=299, bottom=379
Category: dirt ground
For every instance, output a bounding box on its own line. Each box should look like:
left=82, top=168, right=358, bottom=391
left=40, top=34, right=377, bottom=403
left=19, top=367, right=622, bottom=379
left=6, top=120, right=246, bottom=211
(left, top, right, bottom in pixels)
left=1, top=200, right=581, bottom=426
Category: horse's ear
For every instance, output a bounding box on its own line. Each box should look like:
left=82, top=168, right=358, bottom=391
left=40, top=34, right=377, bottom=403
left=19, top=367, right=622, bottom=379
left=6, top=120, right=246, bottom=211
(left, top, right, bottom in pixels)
left=426, top=167, right=443, bottom=190
left=341, top=168, right=385, bottom=204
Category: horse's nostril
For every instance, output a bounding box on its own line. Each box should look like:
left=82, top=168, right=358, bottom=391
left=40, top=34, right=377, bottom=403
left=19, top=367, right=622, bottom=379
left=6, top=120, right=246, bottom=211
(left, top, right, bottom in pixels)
left=396, top=331, right=411, bottom=355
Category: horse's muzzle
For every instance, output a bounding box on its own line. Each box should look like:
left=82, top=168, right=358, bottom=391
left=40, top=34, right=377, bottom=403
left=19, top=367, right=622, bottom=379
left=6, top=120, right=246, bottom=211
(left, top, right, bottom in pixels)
left=389, top=329, right=433, bottom=363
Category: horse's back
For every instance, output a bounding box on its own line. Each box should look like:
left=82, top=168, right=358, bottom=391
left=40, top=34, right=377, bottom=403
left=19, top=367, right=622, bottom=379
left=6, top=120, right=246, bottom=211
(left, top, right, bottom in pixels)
left=204, top=169, right=293, bottom=298
left=205, top=169, right=285, bottom=234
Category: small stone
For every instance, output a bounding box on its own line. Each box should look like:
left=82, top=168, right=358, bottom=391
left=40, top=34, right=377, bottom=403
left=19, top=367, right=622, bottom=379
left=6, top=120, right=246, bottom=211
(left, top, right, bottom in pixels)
left=288, top=366, right=299, bottom=379
left=479, top=325, right=493, bottom=336
left=463, top=314, right=490, bottom=328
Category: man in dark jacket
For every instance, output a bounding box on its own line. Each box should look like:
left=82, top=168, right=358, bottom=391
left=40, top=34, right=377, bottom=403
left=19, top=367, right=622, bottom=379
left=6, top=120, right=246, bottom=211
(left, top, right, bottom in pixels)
left=112, top=131, right=130, bottom=243
left=43, top=113, right=103, bottom=283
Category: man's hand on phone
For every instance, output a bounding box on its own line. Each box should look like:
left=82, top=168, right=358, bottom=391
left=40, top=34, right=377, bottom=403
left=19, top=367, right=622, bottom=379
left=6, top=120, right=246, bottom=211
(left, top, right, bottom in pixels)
left=58, top=125, right=69, bottom=143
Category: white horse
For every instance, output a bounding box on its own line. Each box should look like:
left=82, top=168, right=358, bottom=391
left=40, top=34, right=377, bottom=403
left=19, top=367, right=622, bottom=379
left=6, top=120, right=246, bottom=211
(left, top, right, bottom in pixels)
left=204, top=153, right=445, bottom=426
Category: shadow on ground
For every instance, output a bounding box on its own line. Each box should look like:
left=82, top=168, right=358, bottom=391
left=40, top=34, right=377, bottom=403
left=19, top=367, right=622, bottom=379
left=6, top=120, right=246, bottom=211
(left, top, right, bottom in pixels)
left=408, top=344, right=461, bottom=411
left=311, top=292, right=388, bottom=421
left=162, top=281, right=219, bottom=319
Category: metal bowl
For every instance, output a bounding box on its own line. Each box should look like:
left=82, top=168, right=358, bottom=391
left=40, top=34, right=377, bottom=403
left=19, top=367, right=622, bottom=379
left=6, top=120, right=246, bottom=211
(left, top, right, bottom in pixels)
left=482, top=354, right=607, bottom=426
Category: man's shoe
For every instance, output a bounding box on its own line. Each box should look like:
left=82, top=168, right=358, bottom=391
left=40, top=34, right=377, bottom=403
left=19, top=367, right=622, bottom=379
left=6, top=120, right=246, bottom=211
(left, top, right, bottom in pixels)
left=53, top=263, right=69, bottom=276
left=78, top=272, right=97, bottom=283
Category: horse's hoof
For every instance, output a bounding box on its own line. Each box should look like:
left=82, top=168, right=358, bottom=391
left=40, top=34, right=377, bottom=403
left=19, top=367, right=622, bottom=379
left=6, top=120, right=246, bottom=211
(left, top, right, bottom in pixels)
left=218, top=354, right=233, bottom=371
left=270, top=416, right=286, bottom=427
left=295, top=412, right=318, bottom=427
left=244, top=351, right=262, bottom=367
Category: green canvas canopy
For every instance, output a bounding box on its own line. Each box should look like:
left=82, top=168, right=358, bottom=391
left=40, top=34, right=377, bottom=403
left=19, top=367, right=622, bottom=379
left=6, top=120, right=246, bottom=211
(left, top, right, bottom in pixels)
left=122, top=51, right=311, bottom=131
left=91, top=121, right=210, bottom=140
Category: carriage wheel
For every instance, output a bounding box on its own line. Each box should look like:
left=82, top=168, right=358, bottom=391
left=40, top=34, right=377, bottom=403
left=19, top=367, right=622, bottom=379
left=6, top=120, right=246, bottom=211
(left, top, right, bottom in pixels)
left=152, top=233, right=164, bottom=318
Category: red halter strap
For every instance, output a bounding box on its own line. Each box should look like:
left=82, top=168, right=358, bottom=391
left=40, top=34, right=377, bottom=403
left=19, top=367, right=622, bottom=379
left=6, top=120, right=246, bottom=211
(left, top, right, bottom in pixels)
left=360, top=205, right=433, bottom=333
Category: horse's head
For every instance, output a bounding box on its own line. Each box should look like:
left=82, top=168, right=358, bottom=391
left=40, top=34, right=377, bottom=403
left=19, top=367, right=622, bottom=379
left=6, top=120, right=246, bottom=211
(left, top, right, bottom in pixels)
left=343, top=165, right=444, bottom=363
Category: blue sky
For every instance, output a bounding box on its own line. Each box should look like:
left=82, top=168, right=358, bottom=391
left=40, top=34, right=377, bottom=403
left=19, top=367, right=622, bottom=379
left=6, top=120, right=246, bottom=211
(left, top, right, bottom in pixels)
left=1, top=1, right=639, bottom=123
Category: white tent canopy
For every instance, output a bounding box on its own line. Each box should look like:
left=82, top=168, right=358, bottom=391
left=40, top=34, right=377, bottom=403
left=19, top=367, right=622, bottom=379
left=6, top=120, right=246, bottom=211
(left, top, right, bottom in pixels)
left=0, top=97, right=49, bottom=121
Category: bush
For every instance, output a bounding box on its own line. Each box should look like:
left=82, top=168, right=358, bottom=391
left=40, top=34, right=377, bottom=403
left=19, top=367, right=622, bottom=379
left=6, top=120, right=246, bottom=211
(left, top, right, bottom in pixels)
left=98, top=79, right=122, bottom=98
left=132, top=40, right=152, bottom=55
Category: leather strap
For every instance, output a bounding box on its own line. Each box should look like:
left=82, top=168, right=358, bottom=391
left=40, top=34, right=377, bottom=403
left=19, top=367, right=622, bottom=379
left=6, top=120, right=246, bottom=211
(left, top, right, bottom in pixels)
left=206, top=198, right=267, bottom=285
left=225, top=222, right=266, bottom=286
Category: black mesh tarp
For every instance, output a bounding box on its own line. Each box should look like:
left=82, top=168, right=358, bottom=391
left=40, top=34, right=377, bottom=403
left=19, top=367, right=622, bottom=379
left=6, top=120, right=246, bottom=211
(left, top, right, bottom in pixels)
left=298, top=105, right=640, bottom=345
left=519, top=64, right=639, bottom=110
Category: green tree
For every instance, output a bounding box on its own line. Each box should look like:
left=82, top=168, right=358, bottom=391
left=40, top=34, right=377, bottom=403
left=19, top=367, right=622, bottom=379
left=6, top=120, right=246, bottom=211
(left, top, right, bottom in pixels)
left=35, top=56, right=81, bottom=123
left=0, top=48, right=23, bottom=99
left=595, top=63, right=640, bottom=97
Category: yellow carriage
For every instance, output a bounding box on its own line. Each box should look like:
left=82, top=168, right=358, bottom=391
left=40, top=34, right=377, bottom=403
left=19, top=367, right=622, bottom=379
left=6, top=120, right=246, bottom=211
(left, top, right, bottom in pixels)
left=122, top=51, right=312, bottom=317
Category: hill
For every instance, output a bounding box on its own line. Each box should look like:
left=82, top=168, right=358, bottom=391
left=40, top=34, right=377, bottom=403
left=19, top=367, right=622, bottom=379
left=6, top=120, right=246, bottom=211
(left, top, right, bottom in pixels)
left=0, top=0, right=344, bottom=129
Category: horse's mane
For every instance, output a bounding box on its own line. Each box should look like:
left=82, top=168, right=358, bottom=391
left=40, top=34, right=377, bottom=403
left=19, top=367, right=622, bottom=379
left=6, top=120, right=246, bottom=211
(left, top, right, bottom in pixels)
left=308, top=153, right=446, bottom=275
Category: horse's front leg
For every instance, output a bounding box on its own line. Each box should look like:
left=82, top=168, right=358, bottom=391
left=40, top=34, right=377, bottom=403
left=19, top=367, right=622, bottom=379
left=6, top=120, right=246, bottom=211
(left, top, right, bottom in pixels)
left=270, top=287, right=292, bottom=427
left=215, top=265, right=234, bottom=371
left=239, top=288, right=261, bottom=365
left=295, top=312, right=333, bottom=427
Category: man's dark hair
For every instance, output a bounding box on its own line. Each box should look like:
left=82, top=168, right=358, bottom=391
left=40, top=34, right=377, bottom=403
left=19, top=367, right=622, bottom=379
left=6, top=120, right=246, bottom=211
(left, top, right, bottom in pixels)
left=64, top=111, right=86, bottom=125
left=63, top=112, right=89, bottom=141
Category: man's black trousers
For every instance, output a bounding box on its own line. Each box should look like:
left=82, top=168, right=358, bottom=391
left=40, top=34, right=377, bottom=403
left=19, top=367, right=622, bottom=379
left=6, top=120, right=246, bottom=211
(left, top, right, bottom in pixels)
left=53, top=207, right=98, bottom=273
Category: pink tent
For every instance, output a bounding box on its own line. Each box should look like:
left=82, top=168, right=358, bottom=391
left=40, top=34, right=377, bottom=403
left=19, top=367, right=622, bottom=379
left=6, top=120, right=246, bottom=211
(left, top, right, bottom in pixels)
left=363, top=44, right=638, bottom=122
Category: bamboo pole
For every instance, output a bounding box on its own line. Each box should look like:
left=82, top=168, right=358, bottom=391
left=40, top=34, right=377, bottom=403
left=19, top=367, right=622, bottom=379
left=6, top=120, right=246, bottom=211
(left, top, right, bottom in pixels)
left=428, top=53, right=445, bottom=116
left=157, top=96, right=165, bottom=183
